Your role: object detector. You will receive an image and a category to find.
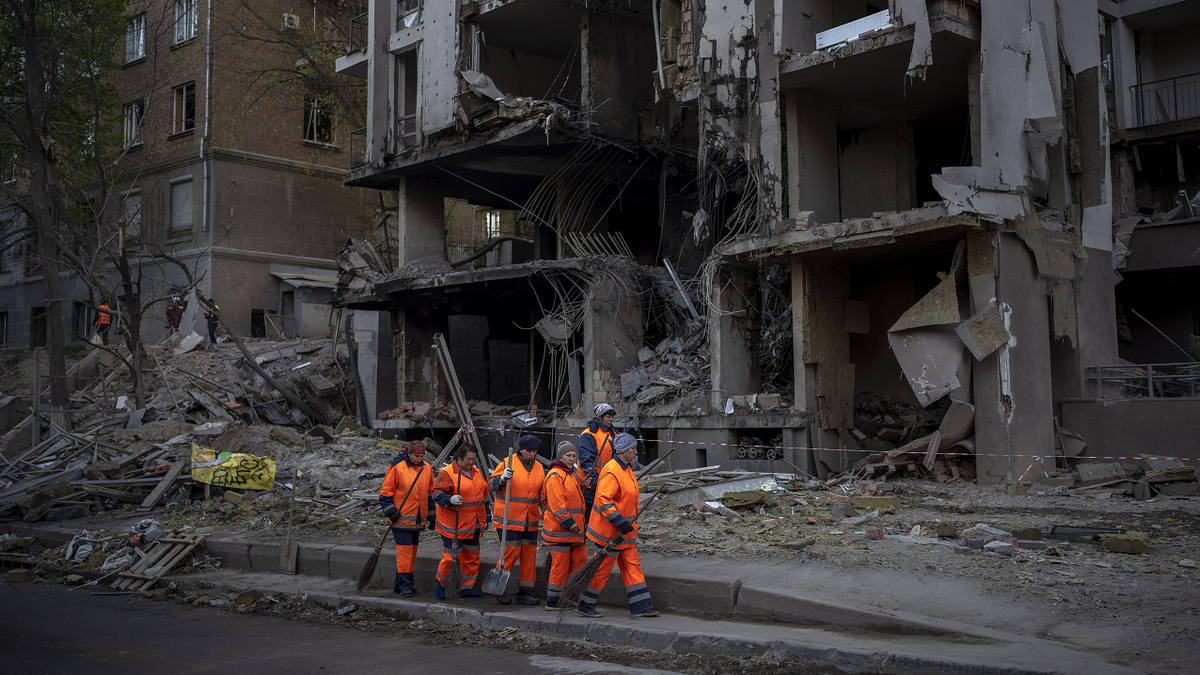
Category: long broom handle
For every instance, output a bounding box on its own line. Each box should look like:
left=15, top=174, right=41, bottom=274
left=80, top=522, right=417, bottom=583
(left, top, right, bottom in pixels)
left=497, top=446, right=514, bottom=567
left=635, top=446, right=676, bottom=480
left=370, top=463, right=426, bottom=554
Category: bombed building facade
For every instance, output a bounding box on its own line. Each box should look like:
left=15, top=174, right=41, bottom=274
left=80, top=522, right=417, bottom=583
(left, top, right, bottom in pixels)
left=334, top=0, right=1200, bottom=483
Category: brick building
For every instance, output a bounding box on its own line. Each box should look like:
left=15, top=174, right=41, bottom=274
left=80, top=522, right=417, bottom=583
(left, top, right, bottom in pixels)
left=0, top=0, right=376, bottom=349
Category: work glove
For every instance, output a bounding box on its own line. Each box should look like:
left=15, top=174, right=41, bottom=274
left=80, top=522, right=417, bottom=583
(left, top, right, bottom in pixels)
left=618, top=521, right=634, bottom=535
left=426, top=515, right=437, bottom=531
left=383, top=507, right=399, bottom=522
left=449, top=494, right=464, bottom=506
left=502, top=467, right=514, bottom=481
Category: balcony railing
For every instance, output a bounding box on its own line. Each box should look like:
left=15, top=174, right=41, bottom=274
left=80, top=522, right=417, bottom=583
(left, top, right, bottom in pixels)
left=1131, top=72, right=1200, bottom=127
left=348, top=11, right=368, bottom=52
left=349, top=127, right=367, bottom=169
left=394, top=115, right=417, bottom=152
left=1089, top=362, right=1200, bottom=399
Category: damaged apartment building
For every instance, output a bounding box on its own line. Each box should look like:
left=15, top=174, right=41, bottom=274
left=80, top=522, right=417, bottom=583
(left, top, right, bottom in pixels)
left=334, top=0, right=1200, bottom=484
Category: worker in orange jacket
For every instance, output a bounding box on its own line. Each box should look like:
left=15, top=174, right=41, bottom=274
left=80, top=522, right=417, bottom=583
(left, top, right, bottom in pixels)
left=487, top=434, right=546, bottom=605
left=94, top=303, right=112, bottom=345
left=576, top=432, right=659, bottom=619
left=542, top=441, right=587, bottom=610
left=431, top=444, right=490, bottom=599
left=378, top=440, right=434, bottom=597
left=578, top=403, right=617, bottom=519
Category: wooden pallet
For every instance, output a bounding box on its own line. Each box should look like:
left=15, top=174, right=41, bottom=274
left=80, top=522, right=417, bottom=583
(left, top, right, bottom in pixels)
left=112, top=533, right=209, bottom=591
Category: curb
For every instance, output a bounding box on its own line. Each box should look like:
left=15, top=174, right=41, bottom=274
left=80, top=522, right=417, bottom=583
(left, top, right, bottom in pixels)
left=169, top=574, right=1140, bottom=675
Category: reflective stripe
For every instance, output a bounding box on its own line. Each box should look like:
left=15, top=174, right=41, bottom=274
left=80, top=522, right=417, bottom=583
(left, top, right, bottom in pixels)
left=550, top=508, right=570, bottom=518
left=502, top=495, right=539, bottom=504
left=587, top=525, right=636, bottom=546
left=460, top=500, right=485, bottom=507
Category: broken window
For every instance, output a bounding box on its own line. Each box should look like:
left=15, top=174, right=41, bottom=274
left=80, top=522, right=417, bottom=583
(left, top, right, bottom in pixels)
left=397, top=0, right=422, bottom=30
left=126, top=14, right=146, bottom=63
left=173, top=83, right=195, bottom=134
left=303, top=95, right=336, bottom=145
left=124, top=100, right=144, bottom=147
left=394, top=49, right=419, bottom=150
left=250, top=309, right=282, bottom=338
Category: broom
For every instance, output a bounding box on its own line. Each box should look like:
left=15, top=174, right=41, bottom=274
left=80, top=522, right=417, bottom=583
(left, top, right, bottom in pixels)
left=556, top=482, right=669, bottom=617
left=356, top=463, right=426, bottom=591
left=444, top=470, right=464, bottom=598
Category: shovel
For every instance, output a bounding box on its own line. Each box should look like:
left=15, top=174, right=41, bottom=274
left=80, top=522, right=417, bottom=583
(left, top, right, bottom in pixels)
left=481, top=446, right=515, bottom=596
left=279, top=470, right=300, bottom=574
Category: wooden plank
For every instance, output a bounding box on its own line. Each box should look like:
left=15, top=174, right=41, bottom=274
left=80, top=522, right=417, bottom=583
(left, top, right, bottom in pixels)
left=139, top=462, right=188, bottom=511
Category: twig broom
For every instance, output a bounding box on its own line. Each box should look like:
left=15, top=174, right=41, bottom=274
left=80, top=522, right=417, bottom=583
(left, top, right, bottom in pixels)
left=556, top=482, right=669, bottom=618
left=356, top=463, right=425, bottom=592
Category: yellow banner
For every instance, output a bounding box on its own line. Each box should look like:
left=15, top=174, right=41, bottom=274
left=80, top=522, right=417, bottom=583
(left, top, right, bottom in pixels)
left=190, top=443, right=276, bottom=490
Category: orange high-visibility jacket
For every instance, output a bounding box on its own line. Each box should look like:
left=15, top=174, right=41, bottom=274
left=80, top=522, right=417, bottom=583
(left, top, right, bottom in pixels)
left=488, top=457, right=545, bottom=531
left=433, top=463, right=489, bottom=539
left=586, top=455, right=639, bottom=549
left=542, top=462, right=586, bottom=546
left=96, top=305, right=112, bottom=326
left=579, top=423, right=615, bottom=486
left=379, top=454, right=433, bottom=531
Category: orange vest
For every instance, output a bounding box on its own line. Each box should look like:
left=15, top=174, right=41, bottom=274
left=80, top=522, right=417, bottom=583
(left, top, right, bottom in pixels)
left=580, top=425, right=616, bottom=483
left=586, top=456, right=640, bottom=549
left=97, top=305, right=112, bottom=325
left=489, top=457, right=545, bottom=531
left=379, top=456, right=432, bottom=530
left=434, top=463, right=489, bottom=539
left=542, top=463, right=586, bottom=545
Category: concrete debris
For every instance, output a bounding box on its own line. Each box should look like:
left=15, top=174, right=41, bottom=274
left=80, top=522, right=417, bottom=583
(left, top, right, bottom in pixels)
left=955, top=303, right=1011, bottom=361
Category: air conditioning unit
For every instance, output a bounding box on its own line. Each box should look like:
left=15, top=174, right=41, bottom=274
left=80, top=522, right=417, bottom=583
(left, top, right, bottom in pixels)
left=281, top=13, right=300, bottom=31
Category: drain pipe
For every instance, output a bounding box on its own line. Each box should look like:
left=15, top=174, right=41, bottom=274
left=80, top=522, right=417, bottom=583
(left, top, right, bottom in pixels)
left=345, top=312, right=370, bottom=426
left=200, top=0, right=212, bottom=233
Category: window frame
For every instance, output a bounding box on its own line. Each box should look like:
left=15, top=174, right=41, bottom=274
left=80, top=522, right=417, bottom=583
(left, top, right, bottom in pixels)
left=302, top=95, right=336, bottom=146
left=175, top=0, right=197, bottom=44
left=125, top=13, right=146, bottom=63
left=0, top=311, right=7, bottom=346
left=124, top=100, right=145, bottom=147
left=173, top=83, right=196, bottom=135
left=169, top=176, right=193, bottom=236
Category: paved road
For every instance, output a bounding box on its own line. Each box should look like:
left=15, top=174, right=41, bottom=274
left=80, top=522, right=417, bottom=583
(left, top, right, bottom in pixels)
left=0, top=582, right=683, bottom=675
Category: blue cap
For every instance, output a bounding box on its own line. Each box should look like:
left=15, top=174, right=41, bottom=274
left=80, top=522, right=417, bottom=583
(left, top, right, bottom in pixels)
left=613, top=433, right=638, bottom=452
left=517, top=434, right=541, bottom=450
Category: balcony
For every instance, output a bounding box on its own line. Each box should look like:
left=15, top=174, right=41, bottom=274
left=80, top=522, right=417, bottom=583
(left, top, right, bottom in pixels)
left=1132, top=72, right=1200, bottom=127
left=348, top=11, right=368, bottom=52
left=349, top=127, right=367, bottom=169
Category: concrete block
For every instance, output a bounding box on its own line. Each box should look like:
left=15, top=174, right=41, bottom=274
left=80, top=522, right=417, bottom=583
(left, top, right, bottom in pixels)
left=296, top=543, right=333, bottom=577
left=983, top=541, right=1013, bottom=556
left=248, top=542, right=281, bottom=573
left=955, top=302, right=1009, bottom=360
left=1006, top=483, right=1029, bottom=495
left=1156, top=482, right=1199, bottom=497
left=935, top=523, right=959, bottom=538
left=587, top=622, right=677, bottom=650
left=329, top=545, right=372, bottom=582
left=1003, top=525, right=1041, bottom=540
left=5, top=568, right=30, bottom=583
left=1077, top=462, right=1126, bottom=486
left=670, top=632, right=766, bottom=659
left=203, top=539, right=251, bottom=570
left=1133, top=481, right=1152, bottom=501
left=647, top=573, right=739, bottom=614
left=851, top=495, right=901, bottom=512
left=1101, top=532, right=1149, bottom=554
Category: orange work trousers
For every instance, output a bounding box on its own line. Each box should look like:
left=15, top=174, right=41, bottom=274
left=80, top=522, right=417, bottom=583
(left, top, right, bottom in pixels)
left=436, top=534, right=480, bottom=592
left=496, top=528, right=539, bottom=593
left=577, top=546, right=654, bottom=615
left=545, top=543, right=587, bottom=606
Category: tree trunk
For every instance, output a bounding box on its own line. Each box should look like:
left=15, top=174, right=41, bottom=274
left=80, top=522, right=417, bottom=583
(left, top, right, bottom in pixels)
left=21, top=0, right=69, bottom=420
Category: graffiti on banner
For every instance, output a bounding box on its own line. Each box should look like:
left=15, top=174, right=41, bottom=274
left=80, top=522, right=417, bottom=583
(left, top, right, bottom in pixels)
left=190, top=443, right=276, bottom=489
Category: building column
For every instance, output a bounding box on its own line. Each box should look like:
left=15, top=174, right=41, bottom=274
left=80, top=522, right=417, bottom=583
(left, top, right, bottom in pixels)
left=972, top=232, right=1056, bottom=484
left=709, top=263, right=760, bottom=411
left=583, top=277, right=643, bottom=411
left=397, top=175, right=445, bottom=266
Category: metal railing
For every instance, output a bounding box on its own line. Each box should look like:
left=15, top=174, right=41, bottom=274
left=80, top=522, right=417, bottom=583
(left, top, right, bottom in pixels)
left=348, top=11, right=368, bottom=52
left=1089, top=362, right=1200, bottom=399
left=348, top=127, right=367, bottom=169
left=1131, top=72, right=1200, bottom=127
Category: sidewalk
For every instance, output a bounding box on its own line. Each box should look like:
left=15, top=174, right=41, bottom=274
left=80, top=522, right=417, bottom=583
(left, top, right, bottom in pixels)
left=171, top=568, right=1141, bottom=675
left=4, top=520, right=1145, bottom=675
